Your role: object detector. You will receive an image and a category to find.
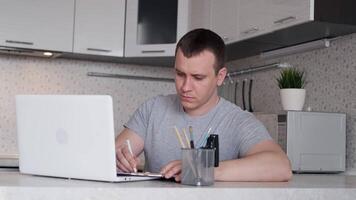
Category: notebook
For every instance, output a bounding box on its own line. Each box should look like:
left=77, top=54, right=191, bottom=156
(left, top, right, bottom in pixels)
left=15, top=95, right=162, bottom=182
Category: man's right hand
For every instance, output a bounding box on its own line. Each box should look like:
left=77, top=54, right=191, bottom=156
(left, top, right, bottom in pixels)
left=115, top=128, right=144, bottom=173
left=116, top=143, right=140, bottom=173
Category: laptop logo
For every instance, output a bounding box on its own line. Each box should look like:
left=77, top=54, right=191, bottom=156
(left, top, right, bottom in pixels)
left=56, top=128, right=68, bottom=144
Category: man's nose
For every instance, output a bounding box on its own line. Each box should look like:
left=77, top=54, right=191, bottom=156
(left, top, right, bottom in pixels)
left=182, top=77, right=192, bottom=91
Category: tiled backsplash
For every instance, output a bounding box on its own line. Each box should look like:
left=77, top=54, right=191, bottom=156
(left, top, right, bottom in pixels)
left=222, top=33, right=356, bottom=172
left=0, top=55, right=175, bottom=156
left=1, top=32, right=356, bottom=173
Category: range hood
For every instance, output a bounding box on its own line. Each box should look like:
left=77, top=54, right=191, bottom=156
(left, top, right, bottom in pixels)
left=0, top=46, right=61, bottom=58
left=226, top=0, right=356, bottom=60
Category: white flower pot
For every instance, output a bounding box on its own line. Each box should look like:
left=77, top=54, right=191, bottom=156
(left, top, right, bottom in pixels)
left=280, top=89, right=306, bottom=111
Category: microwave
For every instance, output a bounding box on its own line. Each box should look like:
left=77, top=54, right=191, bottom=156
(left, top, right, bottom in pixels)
left=277, top=111, right=346, bottom=173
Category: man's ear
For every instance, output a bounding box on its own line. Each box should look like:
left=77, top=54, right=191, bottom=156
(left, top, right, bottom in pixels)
left=216, top=67, right=227, bottom=86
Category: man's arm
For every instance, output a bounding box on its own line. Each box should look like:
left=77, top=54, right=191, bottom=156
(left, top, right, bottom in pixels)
left=161, top=140, right=292, bottom=182
left=115, top=128, right=144, bottom=172
left=215, top=140, right=292, bottom=181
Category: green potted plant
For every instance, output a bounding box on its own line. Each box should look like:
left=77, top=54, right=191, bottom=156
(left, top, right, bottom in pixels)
left=276, top=67, right=306, bottom=111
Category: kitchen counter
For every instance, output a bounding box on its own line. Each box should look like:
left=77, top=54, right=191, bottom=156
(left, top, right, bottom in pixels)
left=0, top=170, right=356, bottom=200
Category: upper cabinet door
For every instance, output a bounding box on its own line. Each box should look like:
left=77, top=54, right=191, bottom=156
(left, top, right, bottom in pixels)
left=0, top=0, right=74, bottom=52
left=239, top=0, right=271, bottom=40
left=74, top=0, right=125, bottom=57
left=267, top=0, right=313, bottom=32
left=209, top=0, right=240, bottom=44
left=125, top=0, right=189, bottom=57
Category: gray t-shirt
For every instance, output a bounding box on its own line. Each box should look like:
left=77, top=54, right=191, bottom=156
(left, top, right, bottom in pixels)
left=125, top=94, right=272, bottom=173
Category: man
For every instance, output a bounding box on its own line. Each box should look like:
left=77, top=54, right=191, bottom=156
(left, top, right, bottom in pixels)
left=116, top=29, right=292, bottom=182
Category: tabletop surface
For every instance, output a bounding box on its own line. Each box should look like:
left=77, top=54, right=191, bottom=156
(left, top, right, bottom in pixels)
left=1, top=170, right=356, bottom=200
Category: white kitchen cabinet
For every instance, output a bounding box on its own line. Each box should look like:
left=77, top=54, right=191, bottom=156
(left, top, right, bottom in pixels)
left=238, top=0, right=271, bottom=40
left=177, top=0, right=314, bottom=45
left=0, top=0, right=74, bottom=52
left=238, top=0, right=314, bottom=41
left=125, top=0, right=190, bottom=57
left=267, top=0, right=313, bottom=32
left=208, top=0, right=240, bottom=44
left=73, top=0, right=125, bottom=57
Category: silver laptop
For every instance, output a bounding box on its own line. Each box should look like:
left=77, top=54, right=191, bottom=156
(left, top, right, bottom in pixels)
left=16, top=95, right=161, bottom=182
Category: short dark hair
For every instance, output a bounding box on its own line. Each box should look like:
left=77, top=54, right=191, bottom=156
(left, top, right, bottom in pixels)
left=175, top=29, right=225, bottom=74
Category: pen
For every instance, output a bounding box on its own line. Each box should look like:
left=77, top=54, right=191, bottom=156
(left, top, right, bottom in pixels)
left=125, top=139, right=137, bottom=173
left=188, top=126, right=195, bottom=149
left=182, top=128, right=191, bottom=148
left=205, top=134, right=219, bottom=167
left=197, top=127, right=212, bottom=148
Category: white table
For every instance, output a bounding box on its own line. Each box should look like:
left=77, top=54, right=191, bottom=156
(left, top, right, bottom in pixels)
left=0, top=170, right=356, bottom=200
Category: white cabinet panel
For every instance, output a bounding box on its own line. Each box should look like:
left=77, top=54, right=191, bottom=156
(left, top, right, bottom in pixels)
left=125, top=0, right=190, bottom=57
left=0, top=0, right=74, bottom=52
left=267, top=0, right=313, bottom=32
left=239, top=0, right=271, bottom=40
left=74, top=0, right=125, bottom=57
left=209, top=0, right=240, bottom=44
left=238, top=0, right=313, bottom=40
left=187, top=0, right=211, bottom=30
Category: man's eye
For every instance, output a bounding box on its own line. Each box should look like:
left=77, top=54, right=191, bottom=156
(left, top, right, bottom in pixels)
left=176, top=72, right=184, bottom=77
left=194, top=76, right=205, bottom=80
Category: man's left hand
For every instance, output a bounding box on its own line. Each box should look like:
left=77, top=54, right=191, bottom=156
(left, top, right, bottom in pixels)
left=160, top=160, right=182, bottom=182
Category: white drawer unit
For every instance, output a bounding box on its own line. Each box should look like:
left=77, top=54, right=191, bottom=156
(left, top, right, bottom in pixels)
left=284, top=111, right=346, bottom=173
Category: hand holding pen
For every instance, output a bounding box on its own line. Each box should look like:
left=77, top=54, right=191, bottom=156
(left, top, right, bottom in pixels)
left=115, top=139, right=138, bottom=173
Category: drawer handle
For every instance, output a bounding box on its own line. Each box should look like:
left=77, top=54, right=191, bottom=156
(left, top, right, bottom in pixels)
left=241, top=27, right=259, bottom=35
left=223, top=37, right=229, bottom=42
left=274, top=16, right=297, bottom=24
left=6, top=40, right=33, bottom=45
left=141, top=50, right=165, bottom=54
left=87, top=48, right=112, bottom=53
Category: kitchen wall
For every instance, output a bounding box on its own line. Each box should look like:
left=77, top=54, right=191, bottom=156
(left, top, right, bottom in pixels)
left=1, top=32, right=356, bottom=173
left=222, top=33, right=356, bottom=173
left=0, top=55, right=175, bottom=156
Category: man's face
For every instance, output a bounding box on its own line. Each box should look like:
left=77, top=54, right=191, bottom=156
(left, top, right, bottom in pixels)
left=174, top=48, right=226, bottom=115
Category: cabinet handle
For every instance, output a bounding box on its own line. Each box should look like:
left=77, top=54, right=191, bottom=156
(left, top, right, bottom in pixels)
left=6, top=40, right=33, bottom=45
left=274, top=16, right=296, bottom=25
left=87, top=48, right=112, bottom=53
left=141, top=50, right=165, bottom=54
left=223, top=37, right=229, bottom=42
left=241, top=27, right=259, bottom=35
